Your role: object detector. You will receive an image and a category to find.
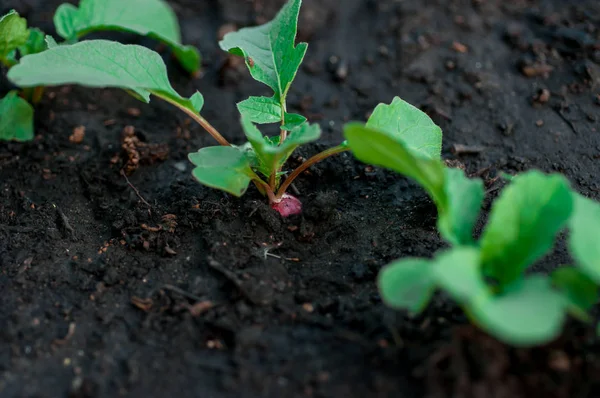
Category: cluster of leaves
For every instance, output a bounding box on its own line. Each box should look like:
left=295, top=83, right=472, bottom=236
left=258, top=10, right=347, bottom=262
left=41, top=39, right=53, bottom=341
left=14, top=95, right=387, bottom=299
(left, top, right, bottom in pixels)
left=344, top=107, right=600, bottom=346
left=4, top=0, right=598, bottom=347
left=0, top=10, right=47, bottom=141
left=0, top=0, right=200, bottom=142
left=5, top=0, right=337, bottom=215
left=188, top=0, right=348, bottom=215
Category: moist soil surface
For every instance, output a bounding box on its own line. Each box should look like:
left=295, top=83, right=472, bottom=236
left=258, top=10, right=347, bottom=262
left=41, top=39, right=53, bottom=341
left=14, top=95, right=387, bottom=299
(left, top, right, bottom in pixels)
left=1, top=0, right=600, bottom=397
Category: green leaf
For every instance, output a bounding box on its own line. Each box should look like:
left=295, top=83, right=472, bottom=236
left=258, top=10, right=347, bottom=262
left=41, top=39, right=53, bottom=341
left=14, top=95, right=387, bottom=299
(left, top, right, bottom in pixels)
left=219, top=0, right=307, bottom=104
left=188, top=147, right=255, bottom=197
left=0, top=10, right=29, bottom=62
left=344, top=122, right=446, bottom=205
left=190, top=92, right=204, bottom=113
left=45, top=36, right=59, bottom=49
left=281, top=113, right=307, bottom=130
left=551, top=266, right=597, bottom=321
left=237, top=96, right=306, bottom=129
left=53, top=0, right=201, bottom=73
left=569, top=194, right=600, bottom=283
left=19, top=28, right=46, bottom=57
left=480, top=171, right=573, bottom=287
left=378, top=258, right=435, bottom=313
left=433, top=247, right=486, bottom=304
left=7, top=40, right=198, bottom=111
left=438, top=168, right=484, bottom=245
left=366, top=97, right=442, bottom=160
left=241, top=117, right=320, bottom=178
left=470, top=276, right=566, bottom=346
left=0, top=91, right=34, bottom=142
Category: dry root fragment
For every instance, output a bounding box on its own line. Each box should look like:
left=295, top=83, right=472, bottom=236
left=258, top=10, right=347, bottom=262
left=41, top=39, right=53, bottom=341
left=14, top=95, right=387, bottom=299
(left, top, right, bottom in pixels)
left=69, top=126, right=86, bottom=144
left=120, top=125, right=169, bottom=175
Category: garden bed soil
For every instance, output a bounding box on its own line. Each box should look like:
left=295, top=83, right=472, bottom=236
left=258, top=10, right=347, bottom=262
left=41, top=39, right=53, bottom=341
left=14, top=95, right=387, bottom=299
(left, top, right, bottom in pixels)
left=1, top=0, right=600, bottom=397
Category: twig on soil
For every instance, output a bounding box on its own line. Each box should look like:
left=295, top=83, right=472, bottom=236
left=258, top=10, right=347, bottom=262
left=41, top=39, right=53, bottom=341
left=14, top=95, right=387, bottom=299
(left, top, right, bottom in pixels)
left=451, top=144, right=486, bottom=156
left=53, top=204, right=75, bottom=238
left=265, top=252, right=301, bottom=262
left=52, top=322, right=76, bottom=346
left=121, top=170, right=152, bottom=214
left=161, top=284, right=205, bottom=302
left=554, top=107, right=581, bottom=135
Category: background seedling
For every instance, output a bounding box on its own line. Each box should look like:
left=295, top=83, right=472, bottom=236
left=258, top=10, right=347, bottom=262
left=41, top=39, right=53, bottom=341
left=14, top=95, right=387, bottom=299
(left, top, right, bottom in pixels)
left=0, top=10, right=47, bottom=141
left=345, top=115, right=600, bottom=346
left=1, top=0, right=197, bottom=142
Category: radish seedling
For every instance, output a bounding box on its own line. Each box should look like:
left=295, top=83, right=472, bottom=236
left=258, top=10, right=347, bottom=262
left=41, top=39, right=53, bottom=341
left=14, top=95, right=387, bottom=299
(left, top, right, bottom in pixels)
left=345, top=120, right=600, bottom=346
left=7, top=0, right=442, bottom=216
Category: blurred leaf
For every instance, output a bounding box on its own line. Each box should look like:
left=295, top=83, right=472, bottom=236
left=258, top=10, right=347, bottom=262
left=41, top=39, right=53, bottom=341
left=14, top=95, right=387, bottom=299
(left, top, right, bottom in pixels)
left=0, top=10, right=29, bottom=63
left=569, top=194, right=600, bottom=283
left=0, top=91, right=34, bottom=142
left=54, top=0, right=200, bottom=73
left=552, top=266, right=598, bottom=321
left=480, top=171, right=573, bottom=287
left=470, top=275, right=566, bottom=346
left=378, top=258, right=435, bottom=313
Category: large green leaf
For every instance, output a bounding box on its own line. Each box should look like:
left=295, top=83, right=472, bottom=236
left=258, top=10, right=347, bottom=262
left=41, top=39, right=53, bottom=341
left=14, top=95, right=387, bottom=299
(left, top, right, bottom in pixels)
left=470, top=276, right=566, bottom=346
left=439, top=168, right=484, bottom=245
left=237, top=96, right=306, bottom=130
left=0, top=10, right=29, bottom=62
left=433, top=247, right=486, bottom=304
left=569, top=194, right=600, bottom=283
left=188, top=147, right=255, bottom=197
left=366, top=97, right=442, bottom=159
left=344, top=123, right=446, bottom=205
left=219, top=0, right=307, bottom=104
left=0, top=91, right=34, bottom=142
left=551, top=266, right=598, bottom=321
left=7, top=40, right=199, bottom=111
left=480, top=171, right=573, bottom=287
left=53, top=0, right=201, bottom=73
left=378, top=258, right=435, bottom=314
left=241, top=117, right=320, bottom=178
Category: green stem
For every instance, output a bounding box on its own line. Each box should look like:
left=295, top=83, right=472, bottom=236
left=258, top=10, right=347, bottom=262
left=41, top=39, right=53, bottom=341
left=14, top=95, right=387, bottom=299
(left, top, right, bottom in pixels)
left=251, top=175, right=277, bottom=204
left=156, top=93, right=231, bottom=147
left=279, top=101, right=288, bottom=144
left=275, top=144, right=350, bottom=200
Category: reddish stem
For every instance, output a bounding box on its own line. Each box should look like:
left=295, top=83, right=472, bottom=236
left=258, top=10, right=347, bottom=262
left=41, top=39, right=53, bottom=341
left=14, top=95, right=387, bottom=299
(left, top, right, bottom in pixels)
left=275, top=145, right=349, bottom=200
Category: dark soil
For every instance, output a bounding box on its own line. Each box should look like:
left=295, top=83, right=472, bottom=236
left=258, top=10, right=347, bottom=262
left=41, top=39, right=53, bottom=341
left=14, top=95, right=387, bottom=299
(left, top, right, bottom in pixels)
left=1, top=0, right=600, bottom=397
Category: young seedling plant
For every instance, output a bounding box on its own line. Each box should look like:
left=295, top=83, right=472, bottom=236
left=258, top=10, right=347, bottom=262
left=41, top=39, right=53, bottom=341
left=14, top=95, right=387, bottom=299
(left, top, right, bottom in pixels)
left=1, top=0, right=200, bottom=142
left=8, top=0, right=359, bottom=216
left=344, top=110, right=600, bottom=347
left=0, top=10, right=47, bottom=141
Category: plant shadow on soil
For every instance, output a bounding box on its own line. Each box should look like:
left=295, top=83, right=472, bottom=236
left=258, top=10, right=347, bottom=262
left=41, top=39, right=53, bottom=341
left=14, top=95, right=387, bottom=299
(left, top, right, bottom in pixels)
left=1, top=0, right=600, bottom=397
